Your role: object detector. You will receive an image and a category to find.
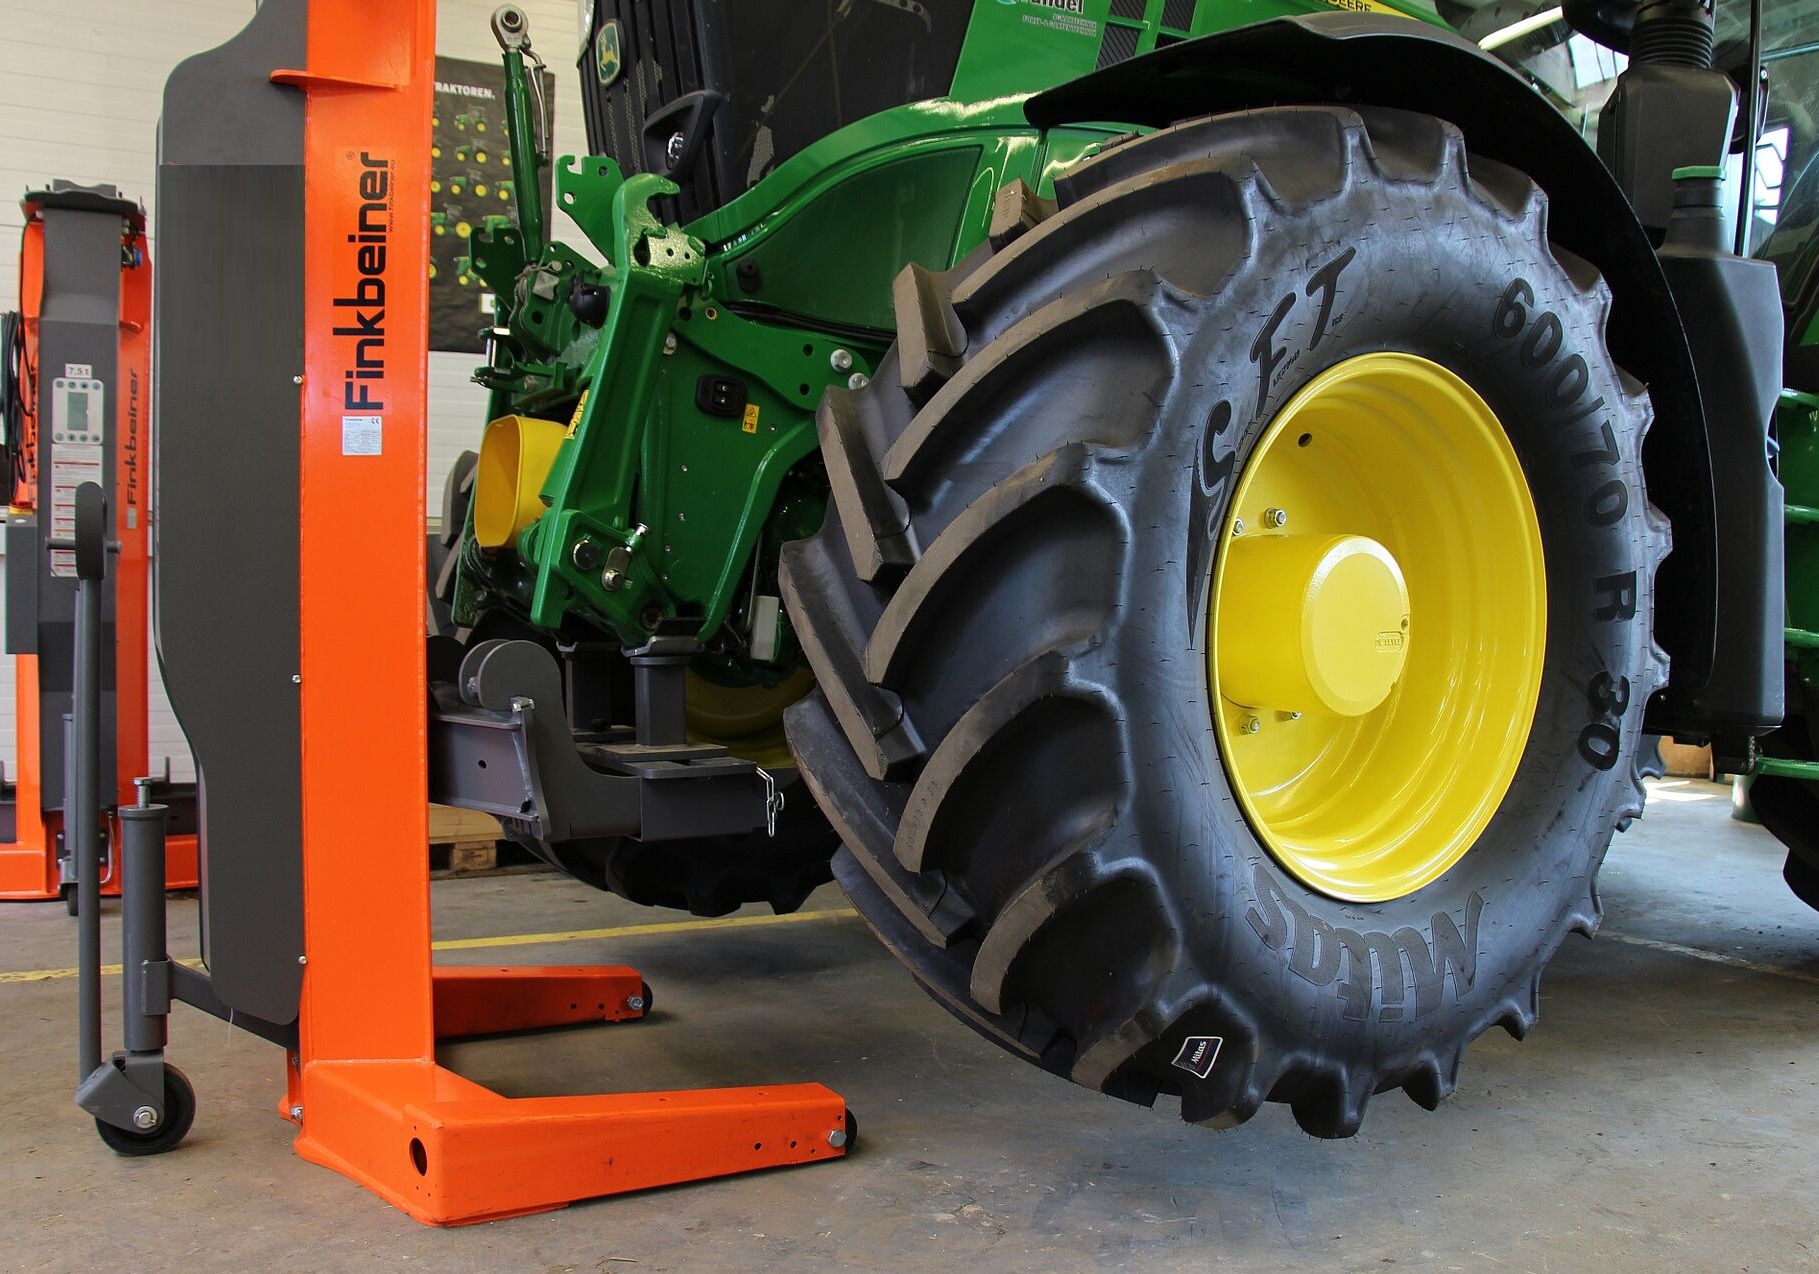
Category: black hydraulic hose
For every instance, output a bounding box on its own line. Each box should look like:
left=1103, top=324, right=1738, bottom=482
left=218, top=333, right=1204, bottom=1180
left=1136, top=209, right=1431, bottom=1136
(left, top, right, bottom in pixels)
left=71, top=483, right=106, bottom=1083
left=1738, top=0, right=1765, bottom=255
left=74, top=580, right=102, bottom=1081
left=0, top=311, right=21, bottom=498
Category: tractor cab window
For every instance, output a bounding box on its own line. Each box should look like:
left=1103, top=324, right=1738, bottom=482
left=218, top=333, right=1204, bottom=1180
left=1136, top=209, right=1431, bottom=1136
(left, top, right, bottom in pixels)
left=579, top=0, right=972, bottom=223
left=1749, top=36, right=1819, bottom=272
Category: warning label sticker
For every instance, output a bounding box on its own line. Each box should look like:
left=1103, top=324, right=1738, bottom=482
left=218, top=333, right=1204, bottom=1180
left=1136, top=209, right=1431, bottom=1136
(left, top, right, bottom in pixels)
left=1021, top=10, right=1097, bottom=36
left=342, top=414, right=383, bottom=456
left=50, top=443, right=104, bottom=579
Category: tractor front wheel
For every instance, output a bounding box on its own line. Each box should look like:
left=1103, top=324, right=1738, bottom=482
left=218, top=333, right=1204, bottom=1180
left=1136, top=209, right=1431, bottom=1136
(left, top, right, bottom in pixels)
left=782, top=106, right=1667, bottom=1135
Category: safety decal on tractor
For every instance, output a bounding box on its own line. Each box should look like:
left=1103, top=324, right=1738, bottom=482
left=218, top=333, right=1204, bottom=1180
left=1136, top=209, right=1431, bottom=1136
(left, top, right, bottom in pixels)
left=1000, top=0, right=1097, bottom=39
left=1172, top=1035, right=1223, bottom=1080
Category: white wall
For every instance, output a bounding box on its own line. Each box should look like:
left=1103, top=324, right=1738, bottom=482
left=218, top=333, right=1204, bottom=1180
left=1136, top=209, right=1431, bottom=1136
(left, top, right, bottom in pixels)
left=0, top=0, right=593, bottom=780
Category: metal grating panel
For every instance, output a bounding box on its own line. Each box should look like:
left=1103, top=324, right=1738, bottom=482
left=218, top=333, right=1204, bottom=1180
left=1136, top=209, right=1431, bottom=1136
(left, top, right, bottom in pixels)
left=1163, top=0, right=1196, bottom=31
left=1110, top=0, right=1147, bottom=19
left=578, top=1, right=718, bottom=219
left=1096, top=22, right=1142, bottom=70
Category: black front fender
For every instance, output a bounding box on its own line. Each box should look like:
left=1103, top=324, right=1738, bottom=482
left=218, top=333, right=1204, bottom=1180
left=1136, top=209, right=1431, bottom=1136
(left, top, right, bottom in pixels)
left=1028, top=12, right=1723, bottom=731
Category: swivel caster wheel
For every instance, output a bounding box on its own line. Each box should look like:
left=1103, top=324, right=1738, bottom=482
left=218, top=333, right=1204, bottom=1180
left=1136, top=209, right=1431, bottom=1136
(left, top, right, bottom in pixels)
left=95, top=1064, right=195, bottom=1157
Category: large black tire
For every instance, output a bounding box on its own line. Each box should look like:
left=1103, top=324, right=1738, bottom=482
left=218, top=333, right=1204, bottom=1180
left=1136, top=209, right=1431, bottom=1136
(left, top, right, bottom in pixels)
left=782, top=106, right=1668, bottom=1135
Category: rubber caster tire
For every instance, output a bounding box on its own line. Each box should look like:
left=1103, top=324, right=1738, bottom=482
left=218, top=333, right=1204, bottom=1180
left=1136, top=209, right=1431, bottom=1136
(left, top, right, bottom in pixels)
left=95, top=1064, right=195, bottom=1157
left=62, top=884, right=77, bottom=917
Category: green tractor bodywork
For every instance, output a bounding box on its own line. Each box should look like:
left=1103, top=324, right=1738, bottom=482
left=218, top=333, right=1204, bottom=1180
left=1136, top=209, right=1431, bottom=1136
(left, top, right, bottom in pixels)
left=1774, top=387, right=1819, bottom=774
left=1726, top=36, right=1819, bottom=760
left=450, top=0, right=1442, bottom=704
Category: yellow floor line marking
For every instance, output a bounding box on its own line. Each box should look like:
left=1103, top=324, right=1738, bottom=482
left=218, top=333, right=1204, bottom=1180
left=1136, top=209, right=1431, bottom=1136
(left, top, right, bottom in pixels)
left=14, top=909, right=1801, bottom=989
left=0, top=907, right=859, bottom=984
left=1601, top=930, right=1819, bottom=986
left=431, top=905, right=858, bottom=952
left=0, top=956, right=203, bottom=986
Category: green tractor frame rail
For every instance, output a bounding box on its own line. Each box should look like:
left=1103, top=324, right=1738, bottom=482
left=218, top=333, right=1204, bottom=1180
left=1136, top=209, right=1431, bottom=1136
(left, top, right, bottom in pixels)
left=424, top=0, right=1802, bottom=1137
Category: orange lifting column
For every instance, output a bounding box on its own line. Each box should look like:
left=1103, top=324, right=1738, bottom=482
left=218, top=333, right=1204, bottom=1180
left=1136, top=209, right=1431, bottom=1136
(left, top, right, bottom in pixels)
left=273, top=0, right=846, bottom=1225
left=0, top=184, right=198, bottom=902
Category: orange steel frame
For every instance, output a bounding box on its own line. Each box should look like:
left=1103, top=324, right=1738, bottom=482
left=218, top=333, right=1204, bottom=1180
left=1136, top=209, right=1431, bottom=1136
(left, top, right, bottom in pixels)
left=0, top=192, right=198, bottom=901
left=268, top=0, right=846, bottom=1225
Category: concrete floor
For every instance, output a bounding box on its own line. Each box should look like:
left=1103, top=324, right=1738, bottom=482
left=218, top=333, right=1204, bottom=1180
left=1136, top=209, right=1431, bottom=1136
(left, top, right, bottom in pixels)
left=1, top=778, right=1814, bottom=1273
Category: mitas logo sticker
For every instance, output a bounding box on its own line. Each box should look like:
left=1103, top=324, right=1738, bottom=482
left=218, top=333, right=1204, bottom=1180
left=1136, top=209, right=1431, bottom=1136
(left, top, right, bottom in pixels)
left=1172, top=1035, right=1223, bottom=1080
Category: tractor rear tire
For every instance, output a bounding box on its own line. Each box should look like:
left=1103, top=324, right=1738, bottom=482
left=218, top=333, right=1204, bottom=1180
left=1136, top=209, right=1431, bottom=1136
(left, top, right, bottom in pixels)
left=782, top=106, right=1667, bottom=1134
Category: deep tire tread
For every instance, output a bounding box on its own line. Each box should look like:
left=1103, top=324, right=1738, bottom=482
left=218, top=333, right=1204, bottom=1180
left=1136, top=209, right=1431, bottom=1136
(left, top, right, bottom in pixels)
left=865, top=444, right=1111, bottom=687
left=817, top=382, right=919, bottom=582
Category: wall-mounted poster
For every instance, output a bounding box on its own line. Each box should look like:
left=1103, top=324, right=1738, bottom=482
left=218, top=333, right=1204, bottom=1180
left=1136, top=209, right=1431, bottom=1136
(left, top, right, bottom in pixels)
left=431, top=55, right=555, bottom=354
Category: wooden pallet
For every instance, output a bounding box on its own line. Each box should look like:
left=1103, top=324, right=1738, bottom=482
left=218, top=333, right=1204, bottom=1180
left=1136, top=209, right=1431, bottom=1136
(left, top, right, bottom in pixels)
left=429, top=804, right=503, bottom=874
left=1658, top=740, right=1714, bottom=780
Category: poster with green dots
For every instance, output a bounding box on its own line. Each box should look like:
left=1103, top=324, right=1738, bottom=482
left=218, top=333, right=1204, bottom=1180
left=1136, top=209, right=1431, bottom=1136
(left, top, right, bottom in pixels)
left=431, top=56, right=555, bottom=353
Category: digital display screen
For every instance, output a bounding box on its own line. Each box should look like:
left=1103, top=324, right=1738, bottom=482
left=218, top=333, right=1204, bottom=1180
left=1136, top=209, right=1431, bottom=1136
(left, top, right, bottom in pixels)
left=67, top=390, right=89, bottom=432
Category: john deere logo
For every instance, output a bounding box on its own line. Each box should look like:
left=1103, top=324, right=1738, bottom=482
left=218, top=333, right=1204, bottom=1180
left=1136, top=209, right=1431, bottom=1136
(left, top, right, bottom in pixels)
left=596, top=20, right=622, bottom=88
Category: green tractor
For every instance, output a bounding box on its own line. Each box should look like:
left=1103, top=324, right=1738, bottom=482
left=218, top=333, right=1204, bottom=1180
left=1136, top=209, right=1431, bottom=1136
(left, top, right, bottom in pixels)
left=1728, top=3, right=1819, bottom=907
left=434, top=0, right=1791, bottom=1136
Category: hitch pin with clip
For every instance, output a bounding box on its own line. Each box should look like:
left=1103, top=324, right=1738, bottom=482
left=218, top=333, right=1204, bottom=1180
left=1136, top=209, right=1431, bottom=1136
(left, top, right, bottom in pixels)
left=755, top=767, right=784, bottom=837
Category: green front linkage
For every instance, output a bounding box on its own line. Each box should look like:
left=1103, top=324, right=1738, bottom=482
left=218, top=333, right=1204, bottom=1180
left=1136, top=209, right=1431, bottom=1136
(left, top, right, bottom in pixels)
left=451, top=80, right=1112, bottom=686
left=497, top=161, right=837, bottom=648
left=451, top=0, right=1441, bottom=693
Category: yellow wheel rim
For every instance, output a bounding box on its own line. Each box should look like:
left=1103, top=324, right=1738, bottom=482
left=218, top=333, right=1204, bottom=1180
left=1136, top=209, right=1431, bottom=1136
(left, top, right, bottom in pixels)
left=685, top=665, right=814, bottom=770
left=1208, top=353, right=1546, bottom=903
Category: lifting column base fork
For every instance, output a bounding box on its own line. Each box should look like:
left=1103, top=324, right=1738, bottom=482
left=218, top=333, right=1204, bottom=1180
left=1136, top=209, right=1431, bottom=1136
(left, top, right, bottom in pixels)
left=68, top=479, right=852, bottom=1214
left=279, top=966, right=855, bottom=1225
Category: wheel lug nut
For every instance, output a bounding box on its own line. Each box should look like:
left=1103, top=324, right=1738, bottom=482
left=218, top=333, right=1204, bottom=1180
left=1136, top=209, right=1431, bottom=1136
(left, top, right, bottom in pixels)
left=1265, top=507, right=1288, bottom=528
left=1241, top=715, right=1261, bottom=735
left=1231, top=518, right=1245, bottom=537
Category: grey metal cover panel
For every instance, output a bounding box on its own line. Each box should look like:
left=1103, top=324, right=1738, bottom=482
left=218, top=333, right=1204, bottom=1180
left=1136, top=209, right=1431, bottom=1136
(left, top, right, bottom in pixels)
left=5, top=516, right=37, bottom=655
left=155, top=0, right=307, bottom=1025
left=34, top=205, right=126, bottom=809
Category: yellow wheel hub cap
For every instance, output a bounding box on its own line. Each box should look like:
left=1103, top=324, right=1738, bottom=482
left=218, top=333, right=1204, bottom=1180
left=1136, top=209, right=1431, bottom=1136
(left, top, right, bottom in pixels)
left=1209, top=353, right=1546, bottom=903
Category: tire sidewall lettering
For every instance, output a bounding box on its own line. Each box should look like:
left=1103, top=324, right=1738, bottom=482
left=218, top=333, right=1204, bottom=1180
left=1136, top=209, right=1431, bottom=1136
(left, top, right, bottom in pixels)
left=1178, top=201, right=1650, bottom=1038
